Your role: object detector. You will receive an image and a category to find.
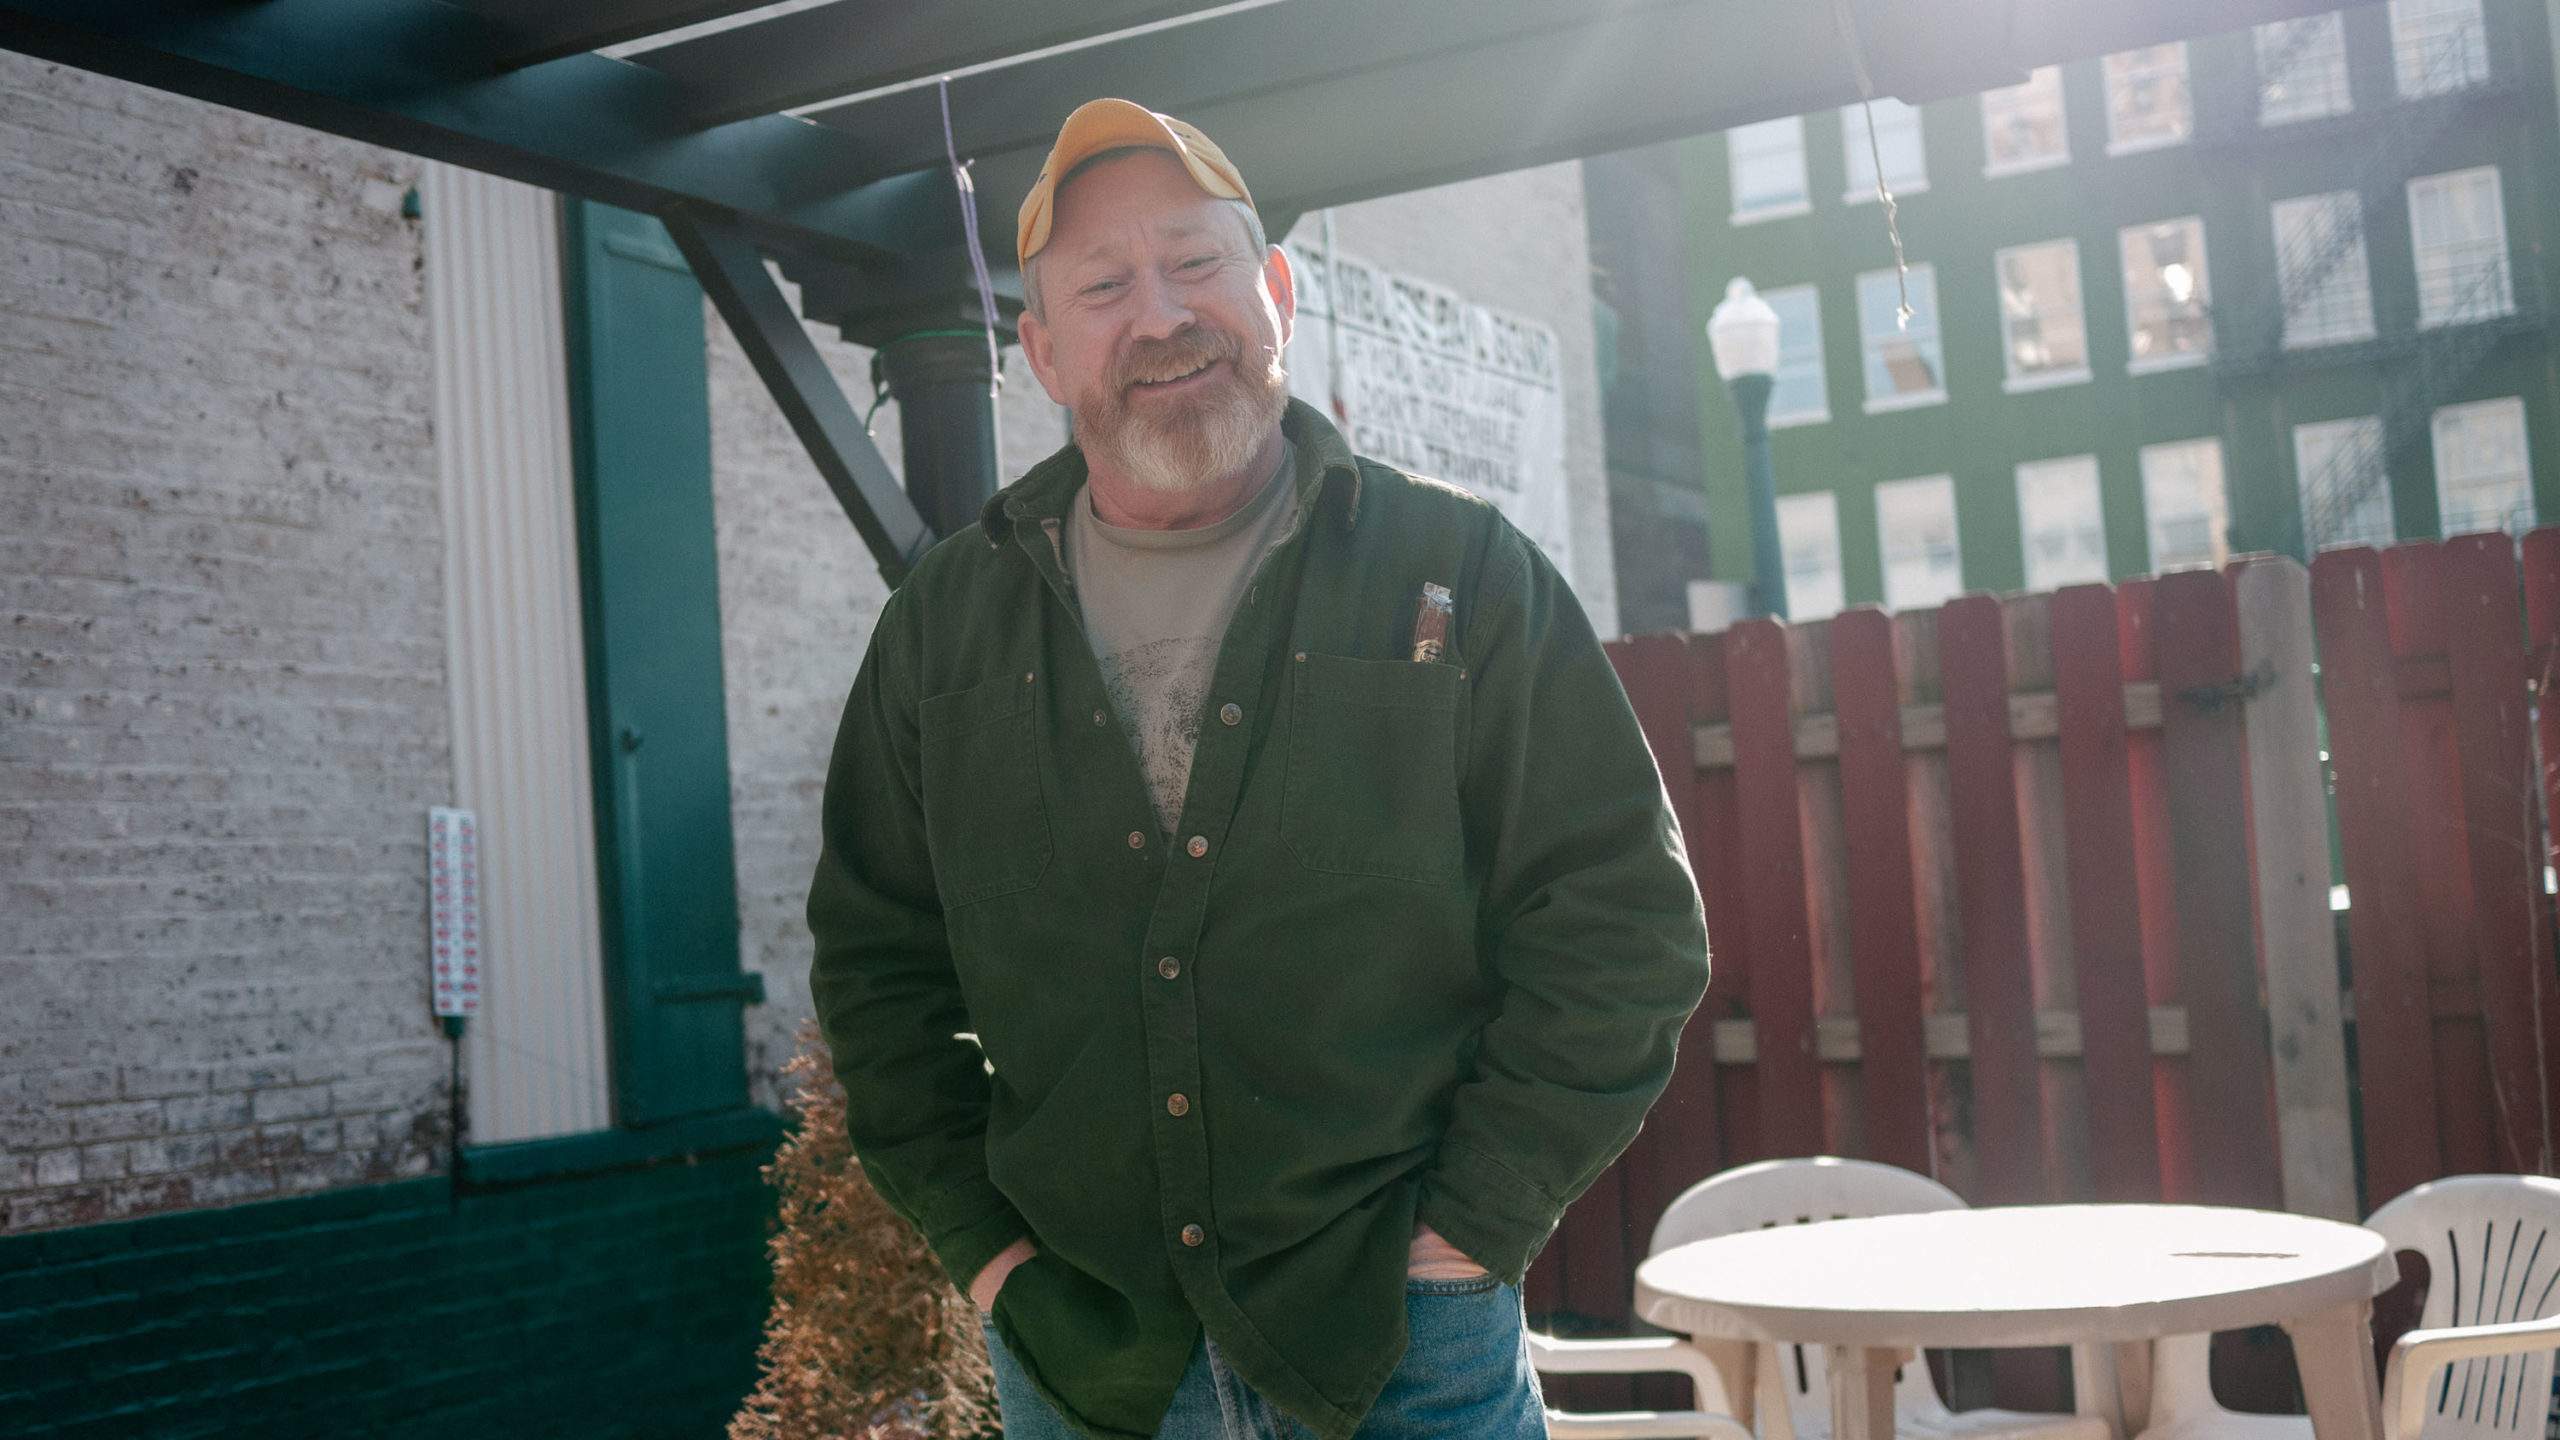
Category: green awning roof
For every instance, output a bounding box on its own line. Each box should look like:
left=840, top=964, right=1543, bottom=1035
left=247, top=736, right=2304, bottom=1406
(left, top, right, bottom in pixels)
left=5, top=0, right=2340, bottom=269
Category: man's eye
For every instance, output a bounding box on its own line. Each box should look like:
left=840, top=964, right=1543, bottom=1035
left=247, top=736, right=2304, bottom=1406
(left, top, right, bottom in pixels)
left=1179, top=256, right=1215, bottom=271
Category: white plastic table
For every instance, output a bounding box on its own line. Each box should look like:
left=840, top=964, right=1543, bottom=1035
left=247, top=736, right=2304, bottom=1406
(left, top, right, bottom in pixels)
left=1634, top=1204, right=2397, bottom=1440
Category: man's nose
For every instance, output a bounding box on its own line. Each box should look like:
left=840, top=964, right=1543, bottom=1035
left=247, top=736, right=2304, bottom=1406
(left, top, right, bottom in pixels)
left=1127, top=268, right=1194, bottom=340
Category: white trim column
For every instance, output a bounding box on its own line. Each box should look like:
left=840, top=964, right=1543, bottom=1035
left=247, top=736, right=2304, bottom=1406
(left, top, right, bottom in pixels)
left=422, top=161, right=614, bottom=1143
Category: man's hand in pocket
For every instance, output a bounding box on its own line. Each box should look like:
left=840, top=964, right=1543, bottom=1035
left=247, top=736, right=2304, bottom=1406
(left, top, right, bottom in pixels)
left=971, top=1236, right=1038, bottom=1312
left=1407, top=1222, right=1490, bottom=1280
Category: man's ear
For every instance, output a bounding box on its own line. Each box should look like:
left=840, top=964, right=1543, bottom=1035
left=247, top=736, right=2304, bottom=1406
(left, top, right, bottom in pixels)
left=1262, top=243, right=1296, bottom=348
left=1017, top=305, right=1068, bottom=405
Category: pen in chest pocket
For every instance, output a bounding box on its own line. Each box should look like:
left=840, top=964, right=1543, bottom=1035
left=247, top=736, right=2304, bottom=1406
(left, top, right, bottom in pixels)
left=1411, top=583, right=1452, bottom=664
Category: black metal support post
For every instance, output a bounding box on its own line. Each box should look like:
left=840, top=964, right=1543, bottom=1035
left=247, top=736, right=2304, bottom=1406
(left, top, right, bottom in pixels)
left=1727, top=371, right=1787, bottom=619
left=663, top=205, right=937, bottom=588
left=785, top=237, right=1020, bottom=545
left=874, top=333, right=1002, bottom=540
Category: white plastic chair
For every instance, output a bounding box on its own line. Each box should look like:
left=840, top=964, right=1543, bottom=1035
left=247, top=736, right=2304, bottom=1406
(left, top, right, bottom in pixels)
left=1535, top=1156, right=2107, bottom=1440
left=1529, top=1251, right=1755, bottom=1439
left=2135, top=1174, right=2560, bottom=1440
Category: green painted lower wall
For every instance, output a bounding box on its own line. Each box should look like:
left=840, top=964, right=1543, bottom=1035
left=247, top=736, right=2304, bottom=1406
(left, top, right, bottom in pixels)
left=0, top=1141, right=776, bottom=1438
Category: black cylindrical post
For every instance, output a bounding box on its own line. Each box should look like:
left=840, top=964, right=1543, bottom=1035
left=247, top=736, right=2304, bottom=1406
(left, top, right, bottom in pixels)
left=877, top=332, right=1002, bottom=539
left=1727, top=370, right=1786, bottom=620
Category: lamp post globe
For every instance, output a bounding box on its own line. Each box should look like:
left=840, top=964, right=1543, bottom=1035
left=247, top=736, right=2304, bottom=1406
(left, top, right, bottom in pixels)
left=1707, top=276, right=1782, bottom=382
left=1706, top=277, right=1789, bottom=621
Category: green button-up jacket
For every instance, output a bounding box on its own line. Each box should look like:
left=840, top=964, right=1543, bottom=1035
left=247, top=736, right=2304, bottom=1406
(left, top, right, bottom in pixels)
left=807, top=400, right=1709, bottom=1440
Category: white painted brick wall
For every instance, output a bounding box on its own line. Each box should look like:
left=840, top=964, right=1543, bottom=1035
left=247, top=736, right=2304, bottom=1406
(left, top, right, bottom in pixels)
left=0, top=53, right=452, bottom=1230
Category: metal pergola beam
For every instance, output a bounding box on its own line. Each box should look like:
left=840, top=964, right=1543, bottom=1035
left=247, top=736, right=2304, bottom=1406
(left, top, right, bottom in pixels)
left=798, top=0, right=2340, bottom=233
left=663, top=205, right=938, bottom=587
left=800, top=0, right=1753, bottom=205
left=0, top=0, right=963, bottom=268
left=640, top=0, right=1234, bottom=130
left=3, top=0, right=2351, bottom=267
left=448, top=0, right=785, bottom=72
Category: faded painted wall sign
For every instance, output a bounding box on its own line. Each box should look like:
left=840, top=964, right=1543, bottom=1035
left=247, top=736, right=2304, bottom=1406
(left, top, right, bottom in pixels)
left=1283, top=242, right=1575, bottom=588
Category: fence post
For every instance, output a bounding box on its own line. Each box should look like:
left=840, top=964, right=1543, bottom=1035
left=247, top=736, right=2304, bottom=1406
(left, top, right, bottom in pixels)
left=2155, top=568, right=2284, bottom=1209
left=2310, top=548, right=2441, bottom=1207
left=1727, top=618, right=1826, bottom=1156
left=2050, top=583, right=2162, bottom=1202
left=1828, top=608, right=1933, bottom=1175
left=1939, top=594, right=2048, bottom=1203
left=2520, top=529, right=2560, bottom=1153
left=2439, top=535, right=2558, bottom=1176
left=2233, top=557, right=2359, bottom=1221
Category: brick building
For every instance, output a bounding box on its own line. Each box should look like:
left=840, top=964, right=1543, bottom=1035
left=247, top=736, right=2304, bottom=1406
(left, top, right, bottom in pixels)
left=1680, top=0, right=2560, bottom=615
left=0, top=48, right=1612, bottom=1431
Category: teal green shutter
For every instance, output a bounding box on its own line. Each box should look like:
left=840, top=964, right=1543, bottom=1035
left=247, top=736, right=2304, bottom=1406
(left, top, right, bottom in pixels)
left=563, top=199, right=755, bottom=1126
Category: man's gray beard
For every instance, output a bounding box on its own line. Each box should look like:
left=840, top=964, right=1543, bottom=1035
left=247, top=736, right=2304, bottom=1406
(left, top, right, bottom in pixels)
left=1078, top=355, right=1288, bottom=495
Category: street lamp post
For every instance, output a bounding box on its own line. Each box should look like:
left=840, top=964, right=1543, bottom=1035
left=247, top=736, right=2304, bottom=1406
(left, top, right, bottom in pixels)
left=1706, top=277, right=1788, bottom=620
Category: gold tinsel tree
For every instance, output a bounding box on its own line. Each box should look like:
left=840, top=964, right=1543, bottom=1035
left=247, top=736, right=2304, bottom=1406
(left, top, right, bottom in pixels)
left=731, top=1022, right=1003, bottom=1440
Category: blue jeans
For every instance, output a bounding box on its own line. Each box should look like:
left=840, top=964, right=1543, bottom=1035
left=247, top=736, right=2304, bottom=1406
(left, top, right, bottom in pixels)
left=981, top=1277, right=1548, bottom=1439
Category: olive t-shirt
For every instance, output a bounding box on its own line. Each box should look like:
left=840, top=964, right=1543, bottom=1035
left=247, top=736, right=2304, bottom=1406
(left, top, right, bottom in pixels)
left=1064, top=444, right=1297, bottom=836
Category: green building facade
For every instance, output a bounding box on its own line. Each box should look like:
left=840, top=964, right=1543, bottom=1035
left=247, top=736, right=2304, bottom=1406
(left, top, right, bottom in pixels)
left=1679, top=0, right=2560, bottom=614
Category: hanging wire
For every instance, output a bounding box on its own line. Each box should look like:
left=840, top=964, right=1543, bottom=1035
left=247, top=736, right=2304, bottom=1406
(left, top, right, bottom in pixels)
left=1319, top=208, right=1349, bottom=424
left=1832, top=0, right=1915, bottom=329
left=863, top=350, right=893, bottom=437
left=938, top=76, right=1005, bottom=398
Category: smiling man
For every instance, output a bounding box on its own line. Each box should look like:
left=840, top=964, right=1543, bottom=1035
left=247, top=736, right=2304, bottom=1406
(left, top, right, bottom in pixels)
left=806, top=99, right=1710, bottom=1440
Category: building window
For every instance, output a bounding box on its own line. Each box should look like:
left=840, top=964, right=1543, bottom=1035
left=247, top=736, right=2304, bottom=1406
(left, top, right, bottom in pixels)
left=1982, top=66, right=2069, bottom=176
left=2271, top=192, right=2376, bottom=348
left=2104, top=44, right=2192, bottom=154
left=1765, top=284, right=1829, bottom=427
left=2409, top=166, right=2514, bottom=328
left=1857, top=265, right=1946, bottom=412
left=2141, top=437, right=2230, bottom=573
left=1777, top=490, right=1846, bottom=620
left=1995, top=240, right=2090, bottom=391
left=1842, top=98, right=1927, bottom=201
left=1730, top=117, right=1810, bottom=222
left=2256, top=13, right=2353, bottom=124
left=2120, top=217, right=2212, bottom=371
left=2294, top=416, right=2395, bottom=552
left=2432, top=397, right=2533, bottom=535
left=2017, top=455, right=2111, bottom=591
left=2390, top=0, right=2490, bottom=97
left=1875, top=475, right=1964, bottom=611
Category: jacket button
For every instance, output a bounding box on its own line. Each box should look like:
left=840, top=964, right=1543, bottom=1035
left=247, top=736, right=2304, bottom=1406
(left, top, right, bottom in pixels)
left=1127, top=830, right=1146, bottom=850
left=1167, top=1093, right=1189, bottom=1117
left=1219, top=702, right=1242, bottom=726
left=1158, top=956, right=1181, bottom=979
left=1186, top=835, right=1208, bottom=858
left=1181, top=1223, right=1204, bottom=1247
left=1093, top=709, right=1108, bottom=726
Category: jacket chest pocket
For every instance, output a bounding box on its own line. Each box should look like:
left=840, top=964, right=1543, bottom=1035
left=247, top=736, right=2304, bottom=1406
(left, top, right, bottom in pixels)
left=918, top=672, right=1052, bottom=907
left=1280, top=653, right=1465, bottom=886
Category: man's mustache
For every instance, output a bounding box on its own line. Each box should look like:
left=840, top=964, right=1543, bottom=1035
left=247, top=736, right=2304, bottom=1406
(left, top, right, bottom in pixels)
left=1109, top=328, right=1244, bottom=393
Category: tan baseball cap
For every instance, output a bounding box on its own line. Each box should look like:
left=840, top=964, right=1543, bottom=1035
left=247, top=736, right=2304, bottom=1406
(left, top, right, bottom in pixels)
left=1016, top=98, right=1255, bottom=268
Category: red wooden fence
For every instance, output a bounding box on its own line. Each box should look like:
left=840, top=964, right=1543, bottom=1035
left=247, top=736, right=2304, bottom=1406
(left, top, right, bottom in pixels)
left=1540, top=534, right=2560, bottom=1407
left=2312, top=535, right=2560, bottom=1197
